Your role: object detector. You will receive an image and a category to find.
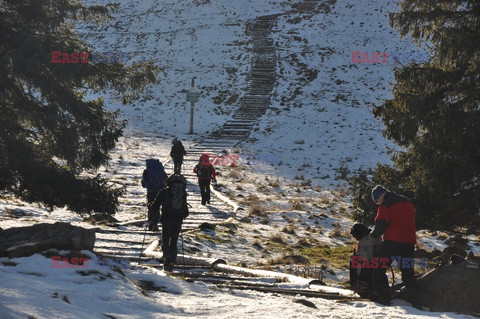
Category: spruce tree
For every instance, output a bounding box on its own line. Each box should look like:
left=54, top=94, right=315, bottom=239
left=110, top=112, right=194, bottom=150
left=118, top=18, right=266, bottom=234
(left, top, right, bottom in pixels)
left=350, top=0, right=480, bottom=231
left=0, top=0, right=159, bottom=215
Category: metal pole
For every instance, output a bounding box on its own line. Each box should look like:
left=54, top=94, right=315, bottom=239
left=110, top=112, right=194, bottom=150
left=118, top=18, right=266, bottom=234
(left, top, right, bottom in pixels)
left=188, top=77, right=196, bottom=134
left=189, top=100, right=194, bottom=134
left=181, top=229, right=185, bottom=274
left=138, top=209, right=148, bottom=264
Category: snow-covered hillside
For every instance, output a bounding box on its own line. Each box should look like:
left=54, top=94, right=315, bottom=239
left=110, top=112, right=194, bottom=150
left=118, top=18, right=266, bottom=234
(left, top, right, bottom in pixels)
left=80, top=0, right=428, bottom=186
left=2, top=0, right=479, bottom=318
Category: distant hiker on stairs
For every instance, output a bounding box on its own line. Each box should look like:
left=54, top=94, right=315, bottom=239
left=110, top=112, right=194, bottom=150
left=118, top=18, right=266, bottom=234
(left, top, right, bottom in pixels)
left=149, top=174, right=189, bottom=271
left=170, top=137, right=186, bottom=174
left=193, top=153, right=216, bottom=205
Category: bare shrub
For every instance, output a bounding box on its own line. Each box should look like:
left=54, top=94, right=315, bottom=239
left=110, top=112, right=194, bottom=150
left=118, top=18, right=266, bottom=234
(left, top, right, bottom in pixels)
left=291, top=200, right=303, bottom=210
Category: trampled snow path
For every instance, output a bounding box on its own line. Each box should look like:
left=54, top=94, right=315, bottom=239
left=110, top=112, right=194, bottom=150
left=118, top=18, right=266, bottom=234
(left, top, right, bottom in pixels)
left=93, top=13, right=278, bottom=261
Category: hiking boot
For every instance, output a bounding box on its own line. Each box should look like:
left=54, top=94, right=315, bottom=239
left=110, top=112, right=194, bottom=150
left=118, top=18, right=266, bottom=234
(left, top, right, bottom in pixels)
left=411, top=302, right=423, bottom=310
left=206, top=200, right=210, bottom=204
left=372, top=290, right=391, bottom=306
left=164, top=260, right=174, bottom=272
left=376, top=298, right=391, bottom=306
left=151, top=224, right=159, bottom=232
left=201, top=200, right=206, bottom=205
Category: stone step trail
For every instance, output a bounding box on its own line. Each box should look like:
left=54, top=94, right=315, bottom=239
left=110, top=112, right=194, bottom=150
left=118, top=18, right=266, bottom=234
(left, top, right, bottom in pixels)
left=94, top=13, right=278, bottom=261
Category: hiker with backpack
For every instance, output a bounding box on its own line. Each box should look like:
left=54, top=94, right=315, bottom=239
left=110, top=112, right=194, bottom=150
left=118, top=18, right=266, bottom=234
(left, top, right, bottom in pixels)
left=369, top=185, right=423, bottom=309
left=193, top=153, right=216, bottom=205
left=349, top=223, right=380, bottom=299
left=141, top=159, right=167, bottom=232
left=149, top=174, right=189, bottom=271
left=170, top=137, right=186, bottom=174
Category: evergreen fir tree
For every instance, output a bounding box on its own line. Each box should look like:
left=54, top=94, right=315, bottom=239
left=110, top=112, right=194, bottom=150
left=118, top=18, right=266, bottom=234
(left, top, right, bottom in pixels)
left=0, top=0, right=159, bottom=215
left=350, top=0, right=480, bottom=231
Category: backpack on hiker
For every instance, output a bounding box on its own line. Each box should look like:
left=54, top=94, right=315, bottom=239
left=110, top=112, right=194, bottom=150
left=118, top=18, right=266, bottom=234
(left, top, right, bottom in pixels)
left=196, top=164, right=210, bottom=179
left=350, top=248, right=373, bottom=298
left=141, top=159, right=167, bottom=193
left=165, top=174, right=189, bottom=219
left=349, top=224, right=376, bottom=299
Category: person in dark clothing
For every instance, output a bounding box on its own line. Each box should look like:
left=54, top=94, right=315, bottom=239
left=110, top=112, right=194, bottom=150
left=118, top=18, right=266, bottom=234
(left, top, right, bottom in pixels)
left=141, top=160, right=167, bottom=232
left=149, top=174, right=189, bottom=271
left=146, top=191, right=159, bottom=231
left=193, top=153, right=216, bottom=205
left=369, top=185, right=423, bottom=309
left=170, top=137, right=186, bottom=174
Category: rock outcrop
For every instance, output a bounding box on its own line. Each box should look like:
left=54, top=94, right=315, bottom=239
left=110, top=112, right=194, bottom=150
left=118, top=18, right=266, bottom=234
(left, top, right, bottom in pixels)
left=0, top=222, right=95, bottom=258
left=419, top=257, right=480, bottom=314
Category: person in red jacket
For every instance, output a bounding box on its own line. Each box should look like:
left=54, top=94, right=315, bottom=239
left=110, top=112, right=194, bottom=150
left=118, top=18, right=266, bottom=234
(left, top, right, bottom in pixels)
left=369, top=185, right=423, bottom=309
left=193, top=154, right=216, bottom=205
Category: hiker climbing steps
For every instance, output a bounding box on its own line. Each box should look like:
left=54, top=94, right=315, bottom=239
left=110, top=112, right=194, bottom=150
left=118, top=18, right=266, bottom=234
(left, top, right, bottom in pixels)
left=94, top=12, right=280, bottom=285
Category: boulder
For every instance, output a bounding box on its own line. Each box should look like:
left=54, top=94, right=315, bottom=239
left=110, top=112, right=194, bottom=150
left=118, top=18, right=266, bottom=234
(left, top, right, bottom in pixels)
left=0, top=222, right=95, bottom=258
left=419, top=259, right=480, bottom=313
left=199, top=222, right=216, bottom=231
left=414, top=249, right=429, bottom=258
left=444, top=235, right=469, bottom=249
left=429, top=249, right=442, bottom=259
left=443, top=245, right=467, bottom=258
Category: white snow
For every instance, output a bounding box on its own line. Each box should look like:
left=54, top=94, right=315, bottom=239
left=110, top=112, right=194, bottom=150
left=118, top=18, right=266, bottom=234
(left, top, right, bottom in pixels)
left=1, top=0, right=479, bottom=318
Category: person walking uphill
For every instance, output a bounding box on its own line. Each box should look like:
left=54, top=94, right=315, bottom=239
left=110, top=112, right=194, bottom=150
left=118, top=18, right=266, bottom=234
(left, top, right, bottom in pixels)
left=149, top=174, right=189, bottom=272
left=193, top=153, right=216, bottom=205
left=141, top=159, right=167, bottom=232
left=170, top=137, right=186, bottom=174
left=369, top=185, right=423, bottom=309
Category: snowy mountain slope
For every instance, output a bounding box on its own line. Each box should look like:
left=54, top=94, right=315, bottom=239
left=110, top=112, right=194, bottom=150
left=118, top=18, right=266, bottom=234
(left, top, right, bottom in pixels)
left=241, top=0, right=431, bottom=186
left=1, top=135, right=479, bottom=318
left=80, top=0, right=427, bottom=186
left=2, top=0, right=480, bottom=318
left=80, top=0, right=288, bottom=137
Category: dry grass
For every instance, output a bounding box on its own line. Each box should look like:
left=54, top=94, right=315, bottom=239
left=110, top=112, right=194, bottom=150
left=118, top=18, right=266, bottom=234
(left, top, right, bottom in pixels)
left=437, top=232, right=449, bottom=240
left=329, top=221, right=343, bottom=238
left=293, top=264, right=327, bottom=281
left=225, top=167, right=241, bottom=179
left=291, top=200, right=303, bottom=211
left=256, top=184, right=270, bottom=194
left=268, top=178, right=281, bottom=187
left=282, top=224, right=297, bottom=235
left=268, top=233, right=285, bottom=244
left=294, top=238, right=312, bottom=248
left=318, top=195, right=331, bottom=205
left=242, top=194, right=260, bottom=205
left=248, top=204, right=267, bottom=217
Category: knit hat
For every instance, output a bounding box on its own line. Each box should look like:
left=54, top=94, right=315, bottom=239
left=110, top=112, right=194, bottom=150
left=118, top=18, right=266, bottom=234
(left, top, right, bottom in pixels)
left=371, top=185, right=388, bottom=203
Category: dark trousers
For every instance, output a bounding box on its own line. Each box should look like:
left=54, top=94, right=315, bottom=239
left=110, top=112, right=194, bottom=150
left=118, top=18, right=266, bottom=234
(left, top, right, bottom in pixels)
left=199, top=179, right=210, bottom=204
left=372, top=240, right=421, bottom=302
left=147, top=191, right=160, bottom=226
left=161, top=219, right=183, bottom=262
left=173, top=160, right=182, bottom=174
